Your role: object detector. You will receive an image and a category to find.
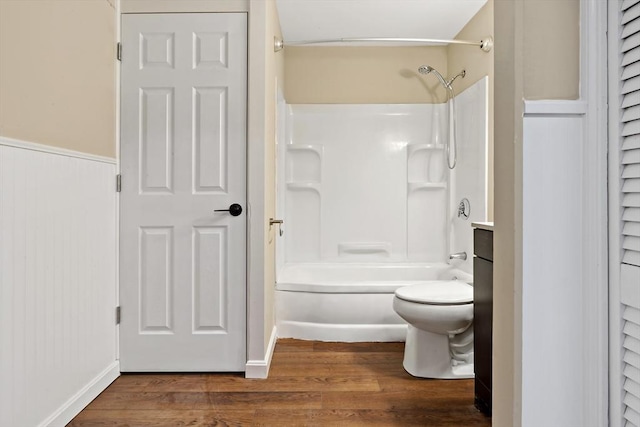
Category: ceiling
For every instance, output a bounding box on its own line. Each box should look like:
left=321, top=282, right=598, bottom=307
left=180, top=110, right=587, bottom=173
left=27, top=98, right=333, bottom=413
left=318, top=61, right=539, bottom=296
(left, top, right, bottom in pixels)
left=276, top=0, right=488, bottom=46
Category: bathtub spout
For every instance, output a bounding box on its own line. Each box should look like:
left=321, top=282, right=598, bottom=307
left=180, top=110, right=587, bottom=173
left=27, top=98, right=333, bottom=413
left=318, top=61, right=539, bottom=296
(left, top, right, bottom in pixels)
left=449, top=252, right=467, bottom=261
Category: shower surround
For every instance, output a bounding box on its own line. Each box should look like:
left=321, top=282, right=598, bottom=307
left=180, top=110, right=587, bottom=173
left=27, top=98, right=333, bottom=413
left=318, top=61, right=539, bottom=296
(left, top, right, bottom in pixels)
left=275, top=77, right=488, bottom=341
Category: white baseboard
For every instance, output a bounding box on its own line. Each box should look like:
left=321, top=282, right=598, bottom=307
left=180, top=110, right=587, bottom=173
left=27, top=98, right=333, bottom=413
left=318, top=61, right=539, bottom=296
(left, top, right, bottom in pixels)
left=42, top=362, right=120, bottom=427
left=245, top=326, right=277, bottom=379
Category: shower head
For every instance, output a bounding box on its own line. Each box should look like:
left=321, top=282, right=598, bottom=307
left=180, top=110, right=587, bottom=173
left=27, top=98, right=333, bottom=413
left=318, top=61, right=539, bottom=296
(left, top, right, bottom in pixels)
left=418, top=65, right=434, bottom=75
left=418, top=64, right=448, bottom=88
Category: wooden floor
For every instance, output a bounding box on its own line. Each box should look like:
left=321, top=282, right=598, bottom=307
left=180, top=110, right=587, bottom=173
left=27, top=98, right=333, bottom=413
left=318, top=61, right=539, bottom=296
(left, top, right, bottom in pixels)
left=70, top=340, right=490, bottom=426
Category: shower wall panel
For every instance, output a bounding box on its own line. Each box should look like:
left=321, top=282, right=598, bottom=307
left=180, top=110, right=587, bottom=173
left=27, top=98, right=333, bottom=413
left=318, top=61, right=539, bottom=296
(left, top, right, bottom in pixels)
left=284, top=104, right=448, bottom=262
left=449, top=77, right=489, bottom=274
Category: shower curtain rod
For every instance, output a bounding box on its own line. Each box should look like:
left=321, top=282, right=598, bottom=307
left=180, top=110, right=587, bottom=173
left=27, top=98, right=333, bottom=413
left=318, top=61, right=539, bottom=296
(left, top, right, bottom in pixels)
left=273, top=36, right=493, bottom=52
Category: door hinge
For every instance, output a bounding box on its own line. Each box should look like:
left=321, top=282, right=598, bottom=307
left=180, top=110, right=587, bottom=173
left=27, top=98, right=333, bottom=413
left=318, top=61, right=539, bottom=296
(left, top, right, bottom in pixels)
left=116, top=174, right=121, bottom=192
left=116, top=306, right=121, bottom=325
left=117, top=42, right=122, bottom=61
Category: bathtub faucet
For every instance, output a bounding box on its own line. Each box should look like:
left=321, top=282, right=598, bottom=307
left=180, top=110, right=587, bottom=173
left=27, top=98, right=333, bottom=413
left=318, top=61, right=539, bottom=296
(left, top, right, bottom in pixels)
left=449, top=252, right=467, bottom=261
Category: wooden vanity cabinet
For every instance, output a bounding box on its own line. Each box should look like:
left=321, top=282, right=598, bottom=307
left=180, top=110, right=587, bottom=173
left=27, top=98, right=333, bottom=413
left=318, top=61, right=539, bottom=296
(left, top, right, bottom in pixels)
left=473, top=227, right=493, bottom=416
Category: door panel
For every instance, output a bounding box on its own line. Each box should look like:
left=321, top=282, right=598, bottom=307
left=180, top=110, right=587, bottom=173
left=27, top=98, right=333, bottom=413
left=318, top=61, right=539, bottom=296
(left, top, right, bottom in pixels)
left=120, top=13, right=247, bottom=372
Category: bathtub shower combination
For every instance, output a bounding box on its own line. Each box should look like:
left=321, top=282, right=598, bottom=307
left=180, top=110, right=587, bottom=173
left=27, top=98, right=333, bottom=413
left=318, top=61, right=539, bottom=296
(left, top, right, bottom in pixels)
left=275, top=77, right=489, bottom=348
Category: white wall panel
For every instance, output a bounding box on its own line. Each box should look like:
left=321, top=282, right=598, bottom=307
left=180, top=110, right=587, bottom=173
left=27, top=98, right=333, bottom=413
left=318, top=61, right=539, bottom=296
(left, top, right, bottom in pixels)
left=450, top=77, right=489, bottom=274
left=283, top=104, right=449, bottom=263
left=0, top=138, right=118, bottom=427
left=521, top=109, right=585, bottom=427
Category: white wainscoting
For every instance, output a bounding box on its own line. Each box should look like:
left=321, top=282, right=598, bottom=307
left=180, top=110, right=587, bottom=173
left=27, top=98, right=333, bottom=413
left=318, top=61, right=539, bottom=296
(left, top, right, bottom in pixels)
left=521, top=101, right=590, bottom=427
left=0, top=137, right=118, bottom=427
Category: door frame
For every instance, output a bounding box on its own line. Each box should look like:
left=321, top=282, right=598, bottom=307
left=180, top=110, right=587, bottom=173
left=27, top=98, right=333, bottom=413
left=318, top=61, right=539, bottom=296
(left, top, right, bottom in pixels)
left=581, top=0, right=609, bottom=424
left=116, top=1, right=275, bottom=378
left=245, top=0, right=280, bottom=378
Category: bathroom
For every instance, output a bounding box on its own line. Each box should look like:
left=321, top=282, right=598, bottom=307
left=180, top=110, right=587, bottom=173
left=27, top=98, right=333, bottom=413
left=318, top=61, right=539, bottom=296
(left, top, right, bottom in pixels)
left=2, top=0, right=618, bottom=425
left=272, top=0, right=493, bottom=376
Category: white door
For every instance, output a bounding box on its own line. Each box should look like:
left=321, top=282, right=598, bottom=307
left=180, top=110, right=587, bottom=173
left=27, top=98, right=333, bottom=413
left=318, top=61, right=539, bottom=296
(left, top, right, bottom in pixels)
left=609, top=0, right=640, bottom=425
left=119, top=13, right=247, bottom=371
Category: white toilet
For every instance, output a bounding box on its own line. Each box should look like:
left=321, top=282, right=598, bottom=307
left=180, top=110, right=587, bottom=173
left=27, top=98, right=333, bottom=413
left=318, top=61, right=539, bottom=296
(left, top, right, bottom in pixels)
left=393, top=280, right=474, bottom=379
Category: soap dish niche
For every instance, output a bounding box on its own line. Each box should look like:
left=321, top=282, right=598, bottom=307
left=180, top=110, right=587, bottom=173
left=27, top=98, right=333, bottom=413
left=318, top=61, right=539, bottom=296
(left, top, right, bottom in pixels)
left=407, top=144, right=445, bottom=184
left=286, top=144, right=323, bottom=183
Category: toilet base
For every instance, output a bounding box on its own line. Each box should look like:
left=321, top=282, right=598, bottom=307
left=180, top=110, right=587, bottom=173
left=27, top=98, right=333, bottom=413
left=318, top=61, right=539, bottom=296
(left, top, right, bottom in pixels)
left=402, top=325, right=474, bottom=379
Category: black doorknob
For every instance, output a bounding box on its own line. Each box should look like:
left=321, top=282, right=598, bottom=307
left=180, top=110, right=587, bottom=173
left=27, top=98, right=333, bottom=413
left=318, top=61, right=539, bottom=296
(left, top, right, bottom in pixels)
left=214, top=203, right=243, bottom=217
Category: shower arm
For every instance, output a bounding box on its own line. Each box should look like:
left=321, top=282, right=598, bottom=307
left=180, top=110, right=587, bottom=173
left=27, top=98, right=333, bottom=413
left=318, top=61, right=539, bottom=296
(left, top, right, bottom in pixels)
left=446, top=70, right=467, bottom=88
left=274, top=36, right=493, bottom=52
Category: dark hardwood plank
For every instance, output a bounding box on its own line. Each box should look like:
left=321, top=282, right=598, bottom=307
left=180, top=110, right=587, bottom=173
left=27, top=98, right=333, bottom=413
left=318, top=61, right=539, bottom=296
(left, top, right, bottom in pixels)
left=108, top=373, right=211, bottom=392
left=203, top=391, right=322, bottom=410
left=275, top=338, right=315, bottom=352
left=310, top=408, right=488, bottom=427
left=207, top=375, right=380, bottom=392
left=253, top=409, right=313, bottom=426
left=87, top=391, right=208, bottom=410
left=69, top=409, right=254, bottom=426
left=321, top=390, right=473, bottom=410
left=271, top=350, right=403, bottom=365
left=312, top=341, right=405, bottom=353
left=255, top=408, right=490, bottom=427
left=377, top=375, right=475, bottom=393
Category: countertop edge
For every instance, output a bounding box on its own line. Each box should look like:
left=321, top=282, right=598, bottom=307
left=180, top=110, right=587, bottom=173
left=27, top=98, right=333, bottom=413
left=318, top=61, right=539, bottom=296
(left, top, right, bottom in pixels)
left=472, top=222, right=494, bottom=231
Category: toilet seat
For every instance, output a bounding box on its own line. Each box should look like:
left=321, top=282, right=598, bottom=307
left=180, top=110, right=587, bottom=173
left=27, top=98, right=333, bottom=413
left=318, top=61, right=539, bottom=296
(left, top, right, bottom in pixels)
left=395, top=280, right=472, bottom=305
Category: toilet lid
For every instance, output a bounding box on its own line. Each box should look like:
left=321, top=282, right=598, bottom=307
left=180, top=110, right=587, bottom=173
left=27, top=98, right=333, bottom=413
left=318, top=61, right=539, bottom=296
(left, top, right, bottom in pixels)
left=395, top=281, right=473, bottom=305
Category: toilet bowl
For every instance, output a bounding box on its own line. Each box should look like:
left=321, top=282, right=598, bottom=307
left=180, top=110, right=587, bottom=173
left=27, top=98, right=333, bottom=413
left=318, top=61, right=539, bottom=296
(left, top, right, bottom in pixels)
left=393, top=280, right=474, bottom=379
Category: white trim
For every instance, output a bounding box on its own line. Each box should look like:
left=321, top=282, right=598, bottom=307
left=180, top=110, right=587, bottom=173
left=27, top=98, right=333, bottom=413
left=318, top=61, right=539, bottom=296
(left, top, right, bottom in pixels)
left=246, top=0, right=268, bottom=367
left=244, top=326, right=277, bottom=379
left=41, top=362, right=120, bottom=427
left=581, top=0, right=609, bottom=426
left=0, top=136, right=116, bottom=164
left=121, top=0, right=249, bottom=14
left=523, top=100, right=588, bottom=116
left=115, top=0, right=122, bottom=363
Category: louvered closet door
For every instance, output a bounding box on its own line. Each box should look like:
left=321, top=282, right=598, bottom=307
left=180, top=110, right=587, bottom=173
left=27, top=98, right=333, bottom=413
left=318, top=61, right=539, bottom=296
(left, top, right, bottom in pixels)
left=611, top=0, right=640, bottom=426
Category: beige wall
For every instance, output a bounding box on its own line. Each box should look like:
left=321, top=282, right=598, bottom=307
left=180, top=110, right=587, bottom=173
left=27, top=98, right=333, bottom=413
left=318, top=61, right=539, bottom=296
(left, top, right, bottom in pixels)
left=284, top=46, right=449, bottom=104
left=523, top=0, right=580, bottom=100
left=0, top=0, right=116, bottom=158
left=263, top=0, right=284, bottom=350
left=447, top=0, right=494, bottom=221
left=493, top=0, right=523, bottom=424
left=447, top=1, right=494, bottom=98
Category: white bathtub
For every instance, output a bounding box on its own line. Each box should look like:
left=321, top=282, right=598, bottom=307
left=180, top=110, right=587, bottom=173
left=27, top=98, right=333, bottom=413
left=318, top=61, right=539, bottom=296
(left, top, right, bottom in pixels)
left=275, top=263, right=473, bottom=342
